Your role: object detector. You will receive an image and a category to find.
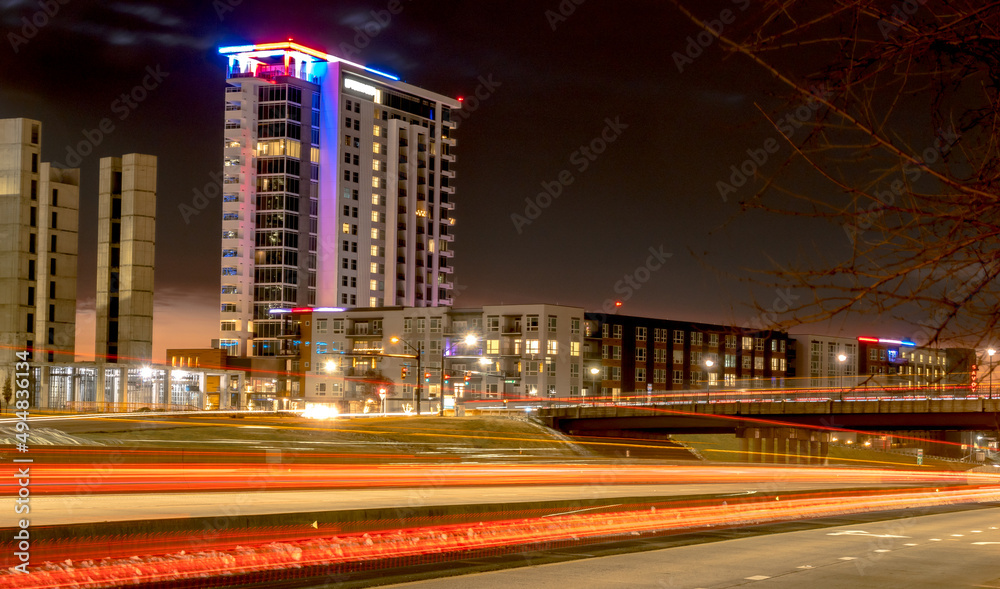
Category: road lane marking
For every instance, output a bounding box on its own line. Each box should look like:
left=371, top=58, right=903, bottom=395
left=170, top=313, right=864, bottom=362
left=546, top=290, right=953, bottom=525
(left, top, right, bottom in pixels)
left=828, top=530, right=909, bottom=538
left=874, top=549, right=890, bottom=553
left=838, top=557, right=857, bottom=560
left=745, top=576, right=771, bottom=581
left=904, top=543, right=918, bottom=546
left=951, top=534, right=964, bottom=537
left=972, top=542, right=1000, bottom=545
left=929, top=538, right=942, bottom=541
left=542, top=504, right=622, bottom=518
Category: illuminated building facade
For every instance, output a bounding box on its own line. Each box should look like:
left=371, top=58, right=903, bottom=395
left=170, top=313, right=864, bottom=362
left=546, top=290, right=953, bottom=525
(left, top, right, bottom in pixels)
left=786, top=334, right=858, bottom=389
left=856, top=336, right=974, bottom=389
left=217, top=42, right=460, bottom=359
left=583, top=314, right=789, bottom=399
left=270, top=304, right=585, bottom=413
left=0, top=118, right=79, bottom=367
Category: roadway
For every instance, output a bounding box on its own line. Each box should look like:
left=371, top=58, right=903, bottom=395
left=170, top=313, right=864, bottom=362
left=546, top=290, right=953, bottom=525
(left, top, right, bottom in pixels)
left=6, top=480, right=911, bottom=526
left=388, top=505, right=1000, bottom=588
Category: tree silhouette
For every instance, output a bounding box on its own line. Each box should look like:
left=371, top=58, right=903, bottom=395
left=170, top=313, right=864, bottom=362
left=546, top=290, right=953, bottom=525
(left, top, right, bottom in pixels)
left=673, top=1, right=1000, bottom=353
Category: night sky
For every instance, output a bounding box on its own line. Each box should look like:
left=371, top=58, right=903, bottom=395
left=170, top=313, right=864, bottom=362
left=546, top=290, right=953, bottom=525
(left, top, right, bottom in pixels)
left=0, top=0, right=882, bottom=361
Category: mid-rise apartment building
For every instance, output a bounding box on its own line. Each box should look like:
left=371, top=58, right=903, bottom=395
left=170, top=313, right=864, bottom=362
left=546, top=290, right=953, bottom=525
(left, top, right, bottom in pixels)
left=856, top=336, right=974, bottom=389
left=787, top=334, right=858, bottom=389
left=217, top=42, right=460, bottom=359
left=273, top=304, right=585, bottom=412
left=583, top=314, right=789, bottom=399
left=0, top=118, right=79, bottom=366
left=96, top=154, right=157, bottom=363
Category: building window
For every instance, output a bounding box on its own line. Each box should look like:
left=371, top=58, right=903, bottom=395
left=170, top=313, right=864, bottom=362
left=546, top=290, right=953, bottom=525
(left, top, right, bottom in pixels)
left=673, top=350, right=683, bottom=364
left=674, top=330, right=685, bottom=344
left=726, top=334, right=736, bottom=349
left=742, top=337, right=753, bottom=350
left=526, top=339, right=539, bottom=354
left=709, top=333, right=719, bottom=347
left=547, top=340, right=558, bottom=355
left=636, top=347, right=646, bottom=362
left=636, top=368, right=646, bottom=382
left=526, top=315, right=539, bottom=331
left=571, top=318, right=580, bottom=335
left=602, top=324, right=609, bottom=338
left=673, top=370, right=683, bottom=384
left=742, top=355, right=751, bottom=369
left=487, top=316, right=499, bottom=331
left=755, top=338, right=764, bottom=351
left=636, top=326, right=647, bottom=341
left=755, top=356, right=764, bottom=370
left=570, top=341, right=580, bottom=357
left=613, top=324, right=622, bottom=339
left=691, top=332, right=703, bottom=345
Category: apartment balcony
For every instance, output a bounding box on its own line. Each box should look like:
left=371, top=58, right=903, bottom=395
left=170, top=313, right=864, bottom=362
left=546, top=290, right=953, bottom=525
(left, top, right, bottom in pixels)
left=502, top=322, right=522, bottom=335
left=346, top=327, right=384, bottom=337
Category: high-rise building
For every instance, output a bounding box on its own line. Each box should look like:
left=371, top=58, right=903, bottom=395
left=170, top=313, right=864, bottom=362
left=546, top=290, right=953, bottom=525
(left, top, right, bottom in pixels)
left=95, top=154, right=157, bottom=363
left=218, top=42, right=460, bottom=358
left=0, top=118, right=79, bottom=367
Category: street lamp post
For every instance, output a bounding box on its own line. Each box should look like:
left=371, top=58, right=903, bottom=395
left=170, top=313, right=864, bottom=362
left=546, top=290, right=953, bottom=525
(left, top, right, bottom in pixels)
left=389, top=336, right=421, bottom=415
left=704, top=358, right=715, bottom=402
left=479, top=356, right=507, bottom=405
left=837, top=353, right=847, bottom=396
left=988, top=348, right=995, bottom=399
left=440, top=334, right=478, bottom=417
left=589, top=367, right=600, bottom=403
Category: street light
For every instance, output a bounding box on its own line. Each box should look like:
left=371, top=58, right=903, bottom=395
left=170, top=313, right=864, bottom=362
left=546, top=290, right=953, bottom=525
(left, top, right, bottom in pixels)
left=988, top=348, right=996, bottom=399
left=838, top=353, right=847, bottom=392
left=479, top=355, right=510, bottom=405
left=440, top=333, right=478, bottom=416
left=704, top=358, right=715, bottom=392
left=390, top=336, right=421, bottom=415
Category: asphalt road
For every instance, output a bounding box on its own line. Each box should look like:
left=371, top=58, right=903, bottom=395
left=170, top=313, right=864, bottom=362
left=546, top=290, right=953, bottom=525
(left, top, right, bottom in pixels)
left=386, top=505, right=1000, bottom=589
left=7, top=481, right=899, bottom=526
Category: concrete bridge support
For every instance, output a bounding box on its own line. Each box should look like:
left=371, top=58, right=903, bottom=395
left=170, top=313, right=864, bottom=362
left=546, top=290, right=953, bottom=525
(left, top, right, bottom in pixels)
left=737, top=427, right=830, bottom=465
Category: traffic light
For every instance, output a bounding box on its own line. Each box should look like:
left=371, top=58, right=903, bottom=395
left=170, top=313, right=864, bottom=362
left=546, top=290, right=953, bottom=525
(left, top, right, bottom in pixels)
left=444, top=374, right=450, bottom=384
left=464, top=371, right=471, bottom=383
left=424, top=371, right=431, bottom=383
left=401, top=366, right=408, bottom=379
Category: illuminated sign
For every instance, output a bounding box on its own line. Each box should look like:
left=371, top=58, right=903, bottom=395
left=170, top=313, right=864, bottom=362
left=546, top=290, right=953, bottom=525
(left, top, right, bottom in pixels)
left=857, top=336, right=916, bottom=347
left=345, top=78, right=377, bottom=97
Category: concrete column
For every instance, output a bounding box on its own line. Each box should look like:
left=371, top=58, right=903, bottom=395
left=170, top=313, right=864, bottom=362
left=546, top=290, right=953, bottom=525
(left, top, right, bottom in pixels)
left=218, top=374, right=229, bottom=410
left=764, top=437, right=776, bottom=463
left=113, top=367, right=124, bottom=407
left=38, top=366, right=50, bottom=409
left=68, top=369, right=78, bottom=408
left=810, top=441, right=822, bottom=465
left=165, top=367, right=172, bottom=409
left=819, top=441, right=829, bottom=466
left=775, top=437, right=787, bottom=464
left=751, top=438, right=764, bottom=463
left=740, top=437, right=751, bottom=462
left=237, top=372, right=246, bottom=409
left=96, top=365, right=106, bottom=410
left=797, top=438, right=809, bottom=464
